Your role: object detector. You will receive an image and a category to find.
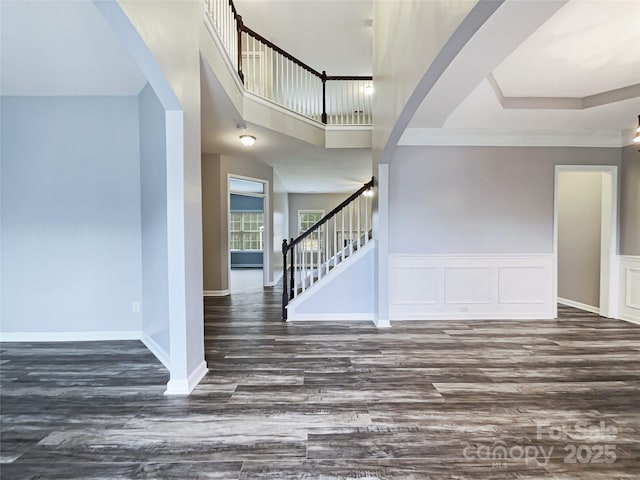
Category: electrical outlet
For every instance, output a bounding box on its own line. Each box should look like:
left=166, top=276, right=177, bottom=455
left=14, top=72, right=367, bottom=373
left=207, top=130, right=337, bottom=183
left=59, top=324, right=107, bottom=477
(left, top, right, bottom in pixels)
left=132, top=301, right=140, bottom=313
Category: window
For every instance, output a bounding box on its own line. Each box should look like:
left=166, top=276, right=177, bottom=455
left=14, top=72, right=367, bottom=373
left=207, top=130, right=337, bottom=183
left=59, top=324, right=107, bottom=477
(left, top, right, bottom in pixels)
left=298, top=211, right=324, bottom=234
left=298, top=210, right=324, bottom=252
left=230, top=212, right=264, bottom=251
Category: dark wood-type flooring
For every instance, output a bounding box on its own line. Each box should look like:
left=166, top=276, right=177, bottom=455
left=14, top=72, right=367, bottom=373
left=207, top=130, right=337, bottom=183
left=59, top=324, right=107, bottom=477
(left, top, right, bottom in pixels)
left=1, top=285, right=639, bottom=479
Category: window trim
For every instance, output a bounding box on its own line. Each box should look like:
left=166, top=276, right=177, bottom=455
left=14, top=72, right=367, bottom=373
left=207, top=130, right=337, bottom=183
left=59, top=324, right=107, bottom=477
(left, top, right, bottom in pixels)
left=297, top=209, right=325, bottom=235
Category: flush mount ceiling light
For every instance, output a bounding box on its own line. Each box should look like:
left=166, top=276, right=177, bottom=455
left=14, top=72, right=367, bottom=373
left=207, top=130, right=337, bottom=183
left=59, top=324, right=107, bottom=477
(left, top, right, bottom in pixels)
left=634, top=115, right=640, bottom=143
left=364, top=84, right=374, bottom=95
left=239, top=134, right=256, bottom=146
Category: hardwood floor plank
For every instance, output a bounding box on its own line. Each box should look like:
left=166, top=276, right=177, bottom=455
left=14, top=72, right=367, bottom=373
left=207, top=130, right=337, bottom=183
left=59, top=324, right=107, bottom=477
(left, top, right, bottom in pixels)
left=1, top=287, right=639, bottom=478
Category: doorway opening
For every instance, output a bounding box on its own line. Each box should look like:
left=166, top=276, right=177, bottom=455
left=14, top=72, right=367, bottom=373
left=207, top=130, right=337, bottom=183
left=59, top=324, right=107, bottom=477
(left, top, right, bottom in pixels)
left=228, top=175, right=269, bottom=294
left=554, top=166, right=618, bottom=319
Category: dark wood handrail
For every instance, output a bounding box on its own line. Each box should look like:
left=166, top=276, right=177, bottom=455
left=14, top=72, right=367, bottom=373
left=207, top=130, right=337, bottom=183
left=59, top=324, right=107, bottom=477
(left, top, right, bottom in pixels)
left=326, top=76, right=373, bottom=81
left=286, top=177, right=374, bottom=250
left=218, top=0, right=373, bottom=125
left=241, top=25, right=324, bottom=78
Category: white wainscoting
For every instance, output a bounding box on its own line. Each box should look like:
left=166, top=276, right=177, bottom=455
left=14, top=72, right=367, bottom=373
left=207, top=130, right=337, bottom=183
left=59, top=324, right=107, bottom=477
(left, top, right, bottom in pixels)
left=389, top=254, right=554, bottom=320
left=618, top=255, right=640, bottom=325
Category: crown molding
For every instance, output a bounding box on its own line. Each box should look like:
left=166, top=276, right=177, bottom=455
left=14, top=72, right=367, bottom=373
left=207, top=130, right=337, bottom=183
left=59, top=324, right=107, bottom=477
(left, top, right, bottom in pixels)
left=488, top=73, right=640, bottom=110
left=399, top=127, right=624, bottom=148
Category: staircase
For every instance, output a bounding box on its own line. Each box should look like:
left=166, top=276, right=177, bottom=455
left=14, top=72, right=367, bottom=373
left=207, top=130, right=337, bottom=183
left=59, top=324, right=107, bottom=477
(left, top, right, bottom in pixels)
left=281, top=177, right=375, bottom=319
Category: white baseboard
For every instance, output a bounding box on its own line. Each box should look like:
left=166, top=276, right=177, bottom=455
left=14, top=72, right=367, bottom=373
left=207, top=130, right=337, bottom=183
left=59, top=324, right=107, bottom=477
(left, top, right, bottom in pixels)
left=619, top=313, right=640, bottom=326
left=374, top=317, right=391, bottom=328
left=165, top=360, right=208, bottom=395
left=268, top=270, right=284, bottom=287
left=0, top=331, right=141, bottom=342
left=140, top=333, right=170, bottom=369
left=392, top=313, right=554, bottom=321
left=203, top=290, right=230, bottom=297
left=558, top=297, right=600, bottom=315
left=286, top=313, right=373, bottom=322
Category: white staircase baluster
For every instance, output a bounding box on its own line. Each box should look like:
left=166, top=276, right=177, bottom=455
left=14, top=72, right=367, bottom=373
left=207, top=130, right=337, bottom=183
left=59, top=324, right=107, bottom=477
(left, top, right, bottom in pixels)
left=365, top=189, right=369, bottom=245
left=301, top=239, right=306, bottom=293
left=349, top=201, right=353, bottom=256
left=357, top=195, right=361, bottom=249
left=333, top=216, right=338, bottom=268
left=341, top=206, right=345, bottom=258
left=317, top=229, right=321, bottom=280
left=325, top=221, right=329, bottom=275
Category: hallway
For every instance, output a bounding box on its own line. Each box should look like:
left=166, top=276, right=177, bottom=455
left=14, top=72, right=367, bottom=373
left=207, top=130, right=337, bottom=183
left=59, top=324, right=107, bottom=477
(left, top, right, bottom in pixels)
left=2, top=292, right=639, bottom=478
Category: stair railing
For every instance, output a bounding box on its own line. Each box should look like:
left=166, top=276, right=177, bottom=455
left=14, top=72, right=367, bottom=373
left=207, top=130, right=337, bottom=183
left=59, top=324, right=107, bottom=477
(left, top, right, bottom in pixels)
left=281, top=177, right=374, bottom=319
left=204, top=0, right=373, bottom=125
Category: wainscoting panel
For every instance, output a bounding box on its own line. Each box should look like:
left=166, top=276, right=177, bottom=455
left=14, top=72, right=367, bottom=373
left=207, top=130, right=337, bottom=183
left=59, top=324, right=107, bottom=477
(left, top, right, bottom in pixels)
left=444, top=267, right=491, bottom=304
left=389, top=266, right=438, bottom=305
left=619, top=256, right=640, bottom=324
left=389, top=254, right=554, bottom=320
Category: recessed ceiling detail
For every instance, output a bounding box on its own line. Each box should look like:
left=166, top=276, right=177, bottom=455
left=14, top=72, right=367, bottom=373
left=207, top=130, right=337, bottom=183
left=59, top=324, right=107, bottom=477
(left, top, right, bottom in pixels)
left=491, top=0, right=640, bottom=98
left=487, top=73, right=640, bottom=110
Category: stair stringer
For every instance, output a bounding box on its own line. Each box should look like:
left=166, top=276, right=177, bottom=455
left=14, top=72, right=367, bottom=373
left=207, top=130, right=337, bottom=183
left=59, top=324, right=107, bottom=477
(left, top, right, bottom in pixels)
left=286, top=242, right=374, bottom=322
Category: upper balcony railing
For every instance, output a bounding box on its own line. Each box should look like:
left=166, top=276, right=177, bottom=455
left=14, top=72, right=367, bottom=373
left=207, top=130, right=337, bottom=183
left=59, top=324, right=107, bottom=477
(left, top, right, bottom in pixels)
left=205, top=0, right=373, bottom=126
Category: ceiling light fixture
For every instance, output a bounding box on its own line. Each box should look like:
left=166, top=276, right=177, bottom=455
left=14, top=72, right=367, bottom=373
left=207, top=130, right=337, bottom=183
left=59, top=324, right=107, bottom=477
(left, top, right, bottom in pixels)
left=364, top=84, right=374, bottom=95
left=239, top=134, right=256, bottom=147
left=634, top=115, right=640, bottom=143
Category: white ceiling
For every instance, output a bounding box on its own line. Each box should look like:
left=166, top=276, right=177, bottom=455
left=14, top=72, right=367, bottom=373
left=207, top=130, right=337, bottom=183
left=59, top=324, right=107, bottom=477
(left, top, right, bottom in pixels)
left=408, top=0, right=640, bottom=140
left=493, top=0, right=640, bottom=98
left=0, top=0, right=146, bottom=96
left=233, top=0, right=373, bottom=76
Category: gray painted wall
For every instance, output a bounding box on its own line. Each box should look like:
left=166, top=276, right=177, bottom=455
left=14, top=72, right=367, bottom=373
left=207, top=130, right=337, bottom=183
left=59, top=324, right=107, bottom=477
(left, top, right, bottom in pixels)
left=202, top=154, right=223, bottom=291
left=201, top=154, right=274, bottom=291
left=389, top=146, right=621, bottom=254
left=620, top=145, right=640, bottom=256
left=272, top=172, right=289, bottom=278
left=139, top=84, right=170, bottom=357
left=288, top=193, right=349, bottom=238
left=557, top=172, right=602, bottom=308
left=0, top=96, right=142, bottom=334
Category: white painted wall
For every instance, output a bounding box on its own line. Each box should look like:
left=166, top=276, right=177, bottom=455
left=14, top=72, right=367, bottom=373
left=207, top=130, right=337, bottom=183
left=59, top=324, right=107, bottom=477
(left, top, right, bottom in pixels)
left=0, top=96, right=142, bottom=339
left=372, top=0, right=478, bottom=162
left=287, top=243, right=374, bottom=321
left=557, top=171, right=602, bottom=310
left=103, top=0, right=206, bottom=393
left=139, top=83, right=170, bottom=367
left=618, top=256, right=640, bottom=324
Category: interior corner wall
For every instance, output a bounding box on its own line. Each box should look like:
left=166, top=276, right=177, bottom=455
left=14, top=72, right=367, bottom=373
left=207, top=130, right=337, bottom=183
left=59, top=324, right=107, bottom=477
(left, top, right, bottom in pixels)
left=0, top=96, right=143, bottom=337
left=202, top=154, right=223, bottom=292
left=117, top=0, right=205, bottom=389
left=620, top=145, right=640, bottom=256
left=557, top=171, right=602, bottom=309
left=272, top=172, right=289, bottom=282
left=139, top=84, right=170, bottom=362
